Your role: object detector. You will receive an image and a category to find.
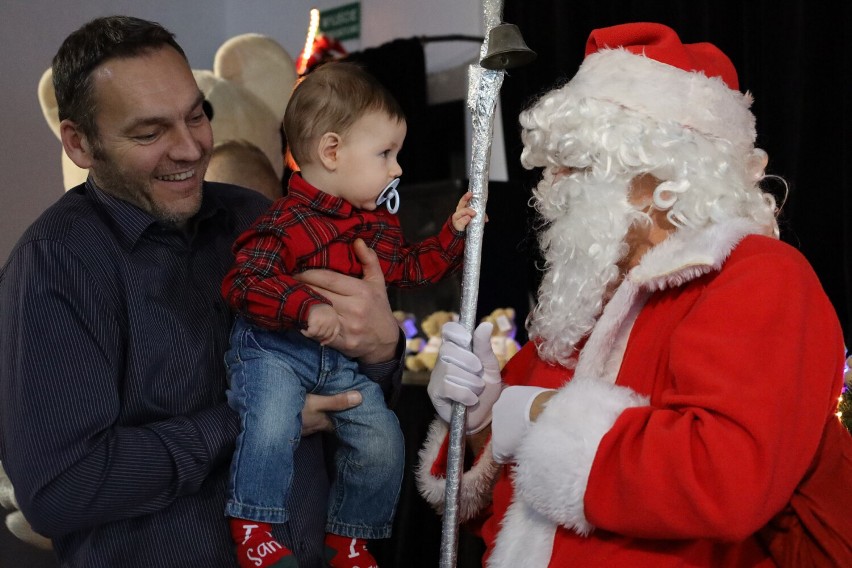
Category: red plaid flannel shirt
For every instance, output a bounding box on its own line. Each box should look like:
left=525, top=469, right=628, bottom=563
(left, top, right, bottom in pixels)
left=222, top=174, right=466, bottom=330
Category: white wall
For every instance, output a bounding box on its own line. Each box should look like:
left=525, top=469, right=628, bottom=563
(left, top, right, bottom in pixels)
left=0, top=0, right=487, bottom=263
left=222, top=0, right=483, bottom=73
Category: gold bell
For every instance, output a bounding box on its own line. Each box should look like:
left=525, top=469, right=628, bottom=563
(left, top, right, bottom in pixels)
left=480, top=23, right=537, bottom=70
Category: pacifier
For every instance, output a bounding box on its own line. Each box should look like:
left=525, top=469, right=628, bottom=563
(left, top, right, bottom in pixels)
left=376, top=178, right=400, bottom=214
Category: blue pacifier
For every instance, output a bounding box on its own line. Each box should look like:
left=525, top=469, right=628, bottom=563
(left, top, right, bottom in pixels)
left=376, top=178, right=400, bottom=214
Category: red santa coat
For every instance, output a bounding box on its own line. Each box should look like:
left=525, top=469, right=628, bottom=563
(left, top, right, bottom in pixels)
left=417, top=219, right=852, bottom=567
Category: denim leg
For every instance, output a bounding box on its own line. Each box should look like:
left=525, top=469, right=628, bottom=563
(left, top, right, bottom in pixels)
left=225, top=319, right=317, bottom=524
left=321, top=352, right=405, bottom=539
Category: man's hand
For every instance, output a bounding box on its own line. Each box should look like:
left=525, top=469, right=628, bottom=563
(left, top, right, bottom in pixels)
left=301, top=391, right=362, bottom=436
left=294, top=239, right=398, bottom=364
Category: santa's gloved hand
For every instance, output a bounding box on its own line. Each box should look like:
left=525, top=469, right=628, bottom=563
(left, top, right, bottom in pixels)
left=427, top=321, right=502, bottom=434
left=491, top=386, right=554, bottom=464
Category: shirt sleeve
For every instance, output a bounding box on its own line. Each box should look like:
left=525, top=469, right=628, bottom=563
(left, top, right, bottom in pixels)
left=378, top=216, right=466, bottom=287
left=359, top=330, right=406, bottom=406
left=0, top=240, right=238, bottom=537
left=222, top=228, right=330, bottom=330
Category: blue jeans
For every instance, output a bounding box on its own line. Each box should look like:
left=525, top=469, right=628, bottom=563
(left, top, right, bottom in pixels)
left=224, top=317, right=404, bottom=539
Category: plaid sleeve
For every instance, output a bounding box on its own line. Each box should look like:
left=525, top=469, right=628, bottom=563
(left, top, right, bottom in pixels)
left=222, top=226, right=329, bottom=330
left=376, top=215, right=466, bottom=287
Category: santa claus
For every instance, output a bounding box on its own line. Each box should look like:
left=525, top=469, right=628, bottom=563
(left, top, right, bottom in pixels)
left=417, top=22, right=852, bottom=567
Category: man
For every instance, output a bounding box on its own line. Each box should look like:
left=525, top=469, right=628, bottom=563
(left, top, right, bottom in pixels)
left=0, top=16, right=403, bottom=568
left=419, top=22, right=852, bottom=567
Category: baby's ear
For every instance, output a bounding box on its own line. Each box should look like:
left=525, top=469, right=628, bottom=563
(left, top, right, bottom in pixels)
left=317, top=132, right=341, bottom=170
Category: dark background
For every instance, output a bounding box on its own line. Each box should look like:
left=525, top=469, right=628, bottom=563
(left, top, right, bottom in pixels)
left=500, top=0, right=852, bottom=347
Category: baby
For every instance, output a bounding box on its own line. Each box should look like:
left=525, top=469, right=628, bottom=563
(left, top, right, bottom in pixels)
left=222, top=61, right=475, bottom=568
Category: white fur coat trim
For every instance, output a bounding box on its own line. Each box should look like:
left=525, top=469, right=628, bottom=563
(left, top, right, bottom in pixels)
left=570, top=48, right=756, bottom=151
left=573, top=279, right=649, bottom=385
left=630, top=217, right=764, bottom=290
left=486, top=499, right=557, bottom=568
left=575, top=218, right=764, bottom=382
left=489, top=378, right=649, bottom=567
left=415, top=418, right=501, bottom=522
left=489, top=219, right=765, bottom=568
left=416, top=219, right=766, bottom=567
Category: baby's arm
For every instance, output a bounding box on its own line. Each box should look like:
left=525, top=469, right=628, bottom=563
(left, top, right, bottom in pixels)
left=303, top=303, right=341, bottom=345
left=451, top=191, right=477, bottom=232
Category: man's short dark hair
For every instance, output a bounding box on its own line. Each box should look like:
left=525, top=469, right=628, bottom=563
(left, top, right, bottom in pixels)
left=52, top=15, right=187, bottom=139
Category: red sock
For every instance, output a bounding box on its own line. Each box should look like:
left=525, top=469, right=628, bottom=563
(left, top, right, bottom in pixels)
left=325, top=533, right=378, bottom=568
left=229, top=518, right=295, bottom=568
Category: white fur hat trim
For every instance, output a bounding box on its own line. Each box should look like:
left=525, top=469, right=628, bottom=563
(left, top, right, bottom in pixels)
left=569, top=48, right=756, bottom=150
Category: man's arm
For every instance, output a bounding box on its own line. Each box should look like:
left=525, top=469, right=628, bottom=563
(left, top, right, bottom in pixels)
left=0, top=241, right=236, bottom=537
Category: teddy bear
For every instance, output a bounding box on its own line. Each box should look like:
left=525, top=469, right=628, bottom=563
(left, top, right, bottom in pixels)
left=394, top=310, right=426, bottom=356
left=480, top=307, right=522, bottom=370
left=8, top=33, right=298, bottom=552
left=1, top=462, right=52, bottom=550
left=37, top=33, right=298, bottom=190
left=405, top=310, right=459, bottom=372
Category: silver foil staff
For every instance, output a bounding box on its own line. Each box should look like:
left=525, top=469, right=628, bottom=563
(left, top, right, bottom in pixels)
left=439, top=1, right=535, bottom=566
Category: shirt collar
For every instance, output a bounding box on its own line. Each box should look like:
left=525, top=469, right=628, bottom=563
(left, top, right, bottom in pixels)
left=287, top=172, right=354, bottom=218
left=85, top=177, right=231, bottom=249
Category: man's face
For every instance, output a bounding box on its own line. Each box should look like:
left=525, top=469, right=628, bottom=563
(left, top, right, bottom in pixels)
left=87, top=46, right=213, bottom=227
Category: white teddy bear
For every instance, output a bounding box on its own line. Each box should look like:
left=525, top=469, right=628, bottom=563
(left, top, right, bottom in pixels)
left=1, top=461, right=52, bottom=549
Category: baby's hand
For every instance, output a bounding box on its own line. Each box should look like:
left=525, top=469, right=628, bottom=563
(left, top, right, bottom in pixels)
left=304, top=304, right=341, bottom=345
left=452, top=191, right=478, bottom=232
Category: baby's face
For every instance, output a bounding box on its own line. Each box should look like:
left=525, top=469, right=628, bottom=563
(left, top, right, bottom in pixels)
left=331, top=111, right=406, bottom=211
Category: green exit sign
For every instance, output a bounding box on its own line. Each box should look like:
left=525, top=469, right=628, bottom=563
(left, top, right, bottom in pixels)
left=320, top=3, right=361, bottom=41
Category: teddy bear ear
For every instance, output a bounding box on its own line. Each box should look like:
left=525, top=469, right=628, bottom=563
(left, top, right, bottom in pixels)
left=38, top=68, right=61, bottom=140
left=192, top=69, right=218, bottom=99
left=38, top=67, right=89, bottom=190
left=213, top=33, right=298, bottom=123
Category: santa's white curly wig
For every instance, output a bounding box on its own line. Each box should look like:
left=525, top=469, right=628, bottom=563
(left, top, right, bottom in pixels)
left=521, top=41, right=779, bottom=366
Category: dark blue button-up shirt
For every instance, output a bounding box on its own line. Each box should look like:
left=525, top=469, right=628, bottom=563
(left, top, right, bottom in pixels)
left=0, top=180, right=400, bottom=567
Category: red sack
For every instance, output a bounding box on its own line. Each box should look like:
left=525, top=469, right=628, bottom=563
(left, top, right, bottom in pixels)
left=758, top=417, right=852, bottom=567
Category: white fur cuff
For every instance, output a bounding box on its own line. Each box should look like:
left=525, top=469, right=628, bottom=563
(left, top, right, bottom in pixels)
left=513, top=377, right=649, bottom=535
left=416, top=418, right=501, bottom=522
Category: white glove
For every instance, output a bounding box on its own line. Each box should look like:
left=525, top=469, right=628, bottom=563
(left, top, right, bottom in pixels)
left=427, top=321, right=503, bottom=434
left=491, top=386, right=553, bottom=464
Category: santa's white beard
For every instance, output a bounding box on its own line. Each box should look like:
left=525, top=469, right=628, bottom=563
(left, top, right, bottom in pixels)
left=527, top=172, right=645, bottom=367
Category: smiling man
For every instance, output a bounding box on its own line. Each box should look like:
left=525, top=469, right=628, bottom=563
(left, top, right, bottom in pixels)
left=58, top=32, right=212, bottom=227
left=0, top=15, right=405, bottom=568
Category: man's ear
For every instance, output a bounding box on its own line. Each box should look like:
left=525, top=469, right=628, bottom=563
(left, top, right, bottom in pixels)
left=316, top=132, right=341, bottom=171
left=59, top=119, right=96, bottom=170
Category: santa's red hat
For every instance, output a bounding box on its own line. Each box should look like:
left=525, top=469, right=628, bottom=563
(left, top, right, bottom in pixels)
left=568, top=22, right=755, bottom=150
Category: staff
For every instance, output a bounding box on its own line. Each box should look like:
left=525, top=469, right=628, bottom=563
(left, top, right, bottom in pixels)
left=440, top=2, right=535, bottom=565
